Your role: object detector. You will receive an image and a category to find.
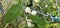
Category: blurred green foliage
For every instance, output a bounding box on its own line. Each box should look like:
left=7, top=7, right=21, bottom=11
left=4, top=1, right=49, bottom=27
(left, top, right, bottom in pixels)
left=2, top=0, right=60, bottom=28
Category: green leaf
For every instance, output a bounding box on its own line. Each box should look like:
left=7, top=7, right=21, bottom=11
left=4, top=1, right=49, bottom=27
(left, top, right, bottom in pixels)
left=28, top=15, right=46, bottom=28
left=5, top=4, right=23, bottom=23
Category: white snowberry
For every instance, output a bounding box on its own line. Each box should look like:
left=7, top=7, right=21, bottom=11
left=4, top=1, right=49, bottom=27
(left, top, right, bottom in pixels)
left=25, top=16, right=34, bottom=27
left=45, top=5, right=48, bottom=7
left=25, top=17, right=32, bottom=22
left=31, top=10, right=37, bottom=15
left=27, top=19, right=32, bottom=22
left=27, top=22, right=32, bottom=27
left=34, top=0, right=39, bottom=3
left=25, top=7, right=31, bottom=14
left=26, top=19, right=34, bottom=27
left=26, top=19, right=32, bottom=27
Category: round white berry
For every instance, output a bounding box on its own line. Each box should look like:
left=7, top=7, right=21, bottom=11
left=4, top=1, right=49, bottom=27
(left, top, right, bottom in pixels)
left=27, top=19, right=32, bottom=22
left=25, top=17, right=32, bottom=22
left=45, top=5, right=48, bottom=7
left=27, top=22, right=32, bottom=27
left=25, top=18, right=34, bottom=27
left=25, top=7, right=31, bottom=14
left=31, top=10, right=37, bottom=15
left=34, top=0, right=39, bottom=3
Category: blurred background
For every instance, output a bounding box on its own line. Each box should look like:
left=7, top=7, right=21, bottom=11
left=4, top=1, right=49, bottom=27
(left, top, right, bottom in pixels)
left=0, top=0, right=60, bottom=28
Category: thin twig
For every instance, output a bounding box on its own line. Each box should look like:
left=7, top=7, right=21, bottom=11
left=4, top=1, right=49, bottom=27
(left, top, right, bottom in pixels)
left=4, top=23, right=10, bottom=28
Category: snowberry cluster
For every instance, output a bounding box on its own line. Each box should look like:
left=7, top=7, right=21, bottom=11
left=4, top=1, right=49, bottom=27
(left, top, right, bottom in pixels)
left=26, top=19, right=34, bottom=27
left=25, top=17, right=34, bottom=27
left=25, top=7, right=37, bottom=15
